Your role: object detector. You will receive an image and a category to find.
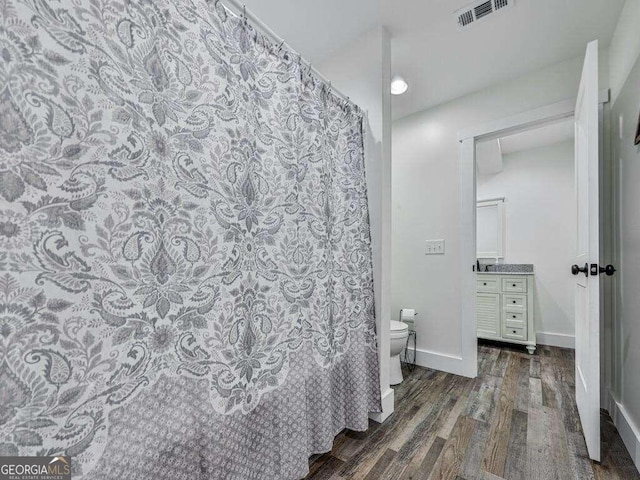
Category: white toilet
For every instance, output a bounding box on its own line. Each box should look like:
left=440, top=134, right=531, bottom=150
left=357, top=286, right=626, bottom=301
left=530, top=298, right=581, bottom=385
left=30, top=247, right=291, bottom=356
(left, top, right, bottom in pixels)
left=390, top=320, right=409, bottom=385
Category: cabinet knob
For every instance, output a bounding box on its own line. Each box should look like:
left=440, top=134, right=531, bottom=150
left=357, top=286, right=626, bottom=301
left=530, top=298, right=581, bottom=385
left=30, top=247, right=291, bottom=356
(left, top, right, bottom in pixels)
left=512, top=284, right=516, bottom=287
left=512, top=301, right=516, bottom=304
left=512, top=315, right=516, bottom=318
left=483, top=282, right=487, bottom=286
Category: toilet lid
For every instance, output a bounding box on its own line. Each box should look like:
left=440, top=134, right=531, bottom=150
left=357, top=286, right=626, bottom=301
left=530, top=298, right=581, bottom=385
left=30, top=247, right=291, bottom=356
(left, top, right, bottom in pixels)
left=390, top=321, right=409, bottom=332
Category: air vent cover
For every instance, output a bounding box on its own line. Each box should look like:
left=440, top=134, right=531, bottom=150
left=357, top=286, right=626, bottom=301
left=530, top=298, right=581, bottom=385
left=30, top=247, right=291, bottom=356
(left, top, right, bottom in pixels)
left=456, top=0, right=514, bottom=30
left=474, top=1, right=493, bottom=20
left=459, top=10, right=474, bottom=27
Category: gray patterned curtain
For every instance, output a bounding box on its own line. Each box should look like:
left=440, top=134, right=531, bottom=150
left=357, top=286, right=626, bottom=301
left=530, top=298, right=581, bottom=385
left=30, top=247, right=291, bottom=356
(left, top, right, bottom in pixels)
left=0, top=0, right=381, bottom=478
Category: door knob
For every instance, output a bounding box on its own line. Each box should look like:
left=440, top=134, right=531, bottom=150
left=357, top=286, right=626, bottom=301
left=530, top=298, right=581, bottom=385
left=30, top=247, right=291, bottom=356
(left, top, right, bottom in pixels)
left=590, top=264, right=617, bottom=276
left=571, top=263, right=589, bottom=277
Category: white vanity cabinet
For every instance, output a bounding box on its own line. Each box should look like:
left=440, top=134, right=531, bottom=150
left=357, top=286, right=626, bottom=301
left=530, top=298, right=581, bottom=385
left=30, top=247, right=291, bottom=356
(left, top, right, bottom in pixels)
left=476, top=273, right=536, bottom=354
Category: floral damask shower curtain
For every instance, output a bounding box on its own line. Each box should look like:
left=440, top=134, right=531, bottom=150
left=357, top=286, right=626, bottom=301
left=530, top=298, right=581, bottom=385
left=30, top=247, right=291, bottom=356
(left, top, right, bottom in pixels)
left=0, top=0, right=380, bottom=478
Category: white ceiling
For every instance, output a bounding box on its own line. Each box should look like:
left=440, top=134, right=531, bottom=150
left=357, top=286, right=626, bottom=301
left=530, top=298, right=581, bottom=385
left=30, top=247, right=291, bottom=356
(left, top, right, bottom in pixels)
left=234, top=0, right=624, bottom=122
left=240, top=0, right=380, bottom=63
left=499, top=118, right=575, bottom=155
left=385, top=0, right=625, bottom=119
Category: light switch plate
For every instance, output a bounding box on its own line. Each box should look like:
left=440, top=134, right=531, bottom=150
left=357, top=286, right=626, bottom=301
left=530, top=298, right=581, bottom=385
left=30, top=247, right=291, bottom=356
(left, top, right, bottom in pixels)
left=425, top=239, right=445, bottom=255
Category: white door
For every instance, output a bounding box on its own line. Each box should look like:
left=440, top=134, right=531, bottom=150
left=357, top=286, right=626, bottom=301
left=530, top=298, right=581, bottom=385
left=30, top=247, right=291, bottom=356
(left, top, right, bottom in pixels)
left=573, top=39, right=600, bottom=462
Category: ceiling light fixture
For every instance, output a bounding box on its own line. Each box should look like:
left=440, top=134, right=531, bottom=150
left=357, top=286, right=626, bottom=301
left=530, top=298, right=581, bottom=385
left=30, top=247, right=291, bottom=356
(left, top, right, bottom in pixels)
left=391, top=75, right=408, bottom=95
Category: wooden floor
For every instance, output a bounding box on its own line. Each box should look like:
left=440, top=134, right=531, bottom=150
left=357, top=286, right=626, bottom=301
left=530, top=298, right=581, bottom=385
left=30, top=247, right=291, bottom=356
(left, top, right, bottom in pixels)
left=305, top=342, right=640, bottom=480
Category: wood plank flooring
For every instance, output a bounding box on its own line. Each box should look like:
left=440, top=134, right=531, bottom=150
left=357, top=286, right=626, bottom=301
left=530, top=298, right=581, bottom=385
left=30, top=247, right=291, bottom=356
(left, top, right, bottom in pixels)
left=305, top=342, right=640, bottom=480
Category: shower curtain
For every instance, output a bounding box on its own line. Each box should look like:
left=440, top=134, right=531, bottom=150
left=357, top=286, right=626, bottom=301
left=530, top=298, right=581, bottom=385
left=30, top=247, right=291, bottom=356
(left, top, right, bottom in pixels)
left=0, top=0, right=381, bottom=478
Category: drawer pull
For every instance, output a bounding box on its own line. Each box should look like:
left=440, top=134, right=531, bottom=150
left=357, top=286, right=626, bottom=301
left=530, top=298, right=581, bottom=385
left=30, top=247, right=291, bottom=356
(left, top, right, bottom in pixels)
left=512, top=315, right=516, bottom=318
left=483, top=282, right=487, bottom=286
left=512, top=330, right=517, bottom=334
left=512, top=300, right=516, bottom=304
left=512, top=284, right=516, bottom=287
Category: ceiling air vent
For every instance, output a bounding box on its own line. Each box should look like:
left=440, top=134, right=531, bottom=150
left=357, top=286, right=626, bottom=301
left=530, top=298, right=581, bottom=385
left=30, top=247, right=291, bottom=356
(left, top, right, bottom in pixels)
left=459, top=10, right=474, bottom=27
left=474, top=1, right=493, bottom=20
left=456, top=0, right=514, bottom=30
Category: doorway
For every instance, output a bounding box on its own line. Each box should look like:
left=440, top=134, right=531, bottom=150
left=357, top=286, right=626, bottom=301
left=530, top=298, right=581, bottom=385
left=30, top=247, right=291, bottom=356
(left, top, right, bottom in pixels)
left=474, top=118, right=576, bottom=355
left=458, top=65, right=611, bottom=462
left=457, top=96, right=586, bottom=379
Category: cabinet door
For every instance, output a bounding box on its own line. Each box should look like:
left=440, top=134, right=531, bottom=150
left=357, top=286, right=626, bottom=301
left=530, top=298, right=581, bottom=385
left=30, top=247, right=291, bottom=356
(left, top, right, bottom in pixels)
left=477, top=293, right=500, bottom=339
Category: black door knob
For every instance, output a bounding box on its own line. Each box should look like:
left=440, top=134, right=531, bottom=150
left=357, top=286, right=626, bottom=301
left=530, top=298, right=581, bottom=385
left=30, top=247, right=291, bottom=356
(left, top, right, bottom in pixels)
left=592, top=264, right=617, bottom=277
left=571, top=263, right=589, bottom=277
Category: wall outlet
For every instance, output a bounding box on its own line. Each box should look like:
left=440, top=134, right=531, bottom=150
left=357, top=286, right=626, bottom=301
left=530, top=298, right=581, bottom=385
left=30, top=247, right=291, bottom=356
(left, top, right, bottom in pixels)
left=425, top=239, right=445, bottom=255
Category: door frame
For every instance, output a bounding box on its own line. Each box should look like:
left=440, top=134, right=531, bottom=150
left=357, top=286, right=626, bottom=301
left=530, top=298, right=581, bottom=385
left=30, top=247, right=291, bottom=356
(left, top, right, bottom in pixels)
left=457, top=90, right=610, bottom=379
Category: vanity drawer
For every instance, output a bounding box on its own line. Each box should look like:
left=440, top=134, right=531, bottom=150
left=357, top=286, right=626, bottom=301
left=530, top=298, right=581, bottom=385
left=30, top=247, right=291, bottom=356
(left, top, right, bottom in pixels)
left=477, top=277, right=499, bottom=293
left=503, top=294, right=527, bottom=311
left=504, top=311, right=527, bottom=325
left=502, top=278, right=527, bottom=293
left=503, top=325, right=527, bottom=341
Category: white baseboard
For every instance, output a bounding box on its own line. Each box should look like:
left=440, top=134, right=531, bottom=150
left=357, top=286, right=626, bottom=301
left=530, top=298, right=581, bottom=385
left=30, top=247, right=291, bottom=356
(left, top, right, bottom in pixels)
left=370, top=387, right=394, bottom=423
left=536, top=331, right=575, bottom=349
left=406, top=347, right=466, bottom=377
left=606, top=390, right=640, bottom=471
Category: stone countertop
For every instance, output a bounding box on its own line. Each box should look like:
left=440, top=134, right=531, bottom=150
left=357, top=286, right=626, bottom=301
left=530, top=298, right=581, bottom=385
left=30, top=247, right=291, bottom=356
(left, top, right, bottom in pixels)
left=477, top=264, right=534, bottom=275
left=477, top=271, right=534, bottom=276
